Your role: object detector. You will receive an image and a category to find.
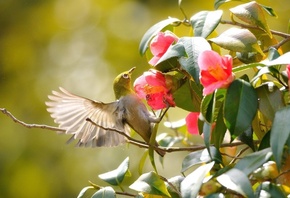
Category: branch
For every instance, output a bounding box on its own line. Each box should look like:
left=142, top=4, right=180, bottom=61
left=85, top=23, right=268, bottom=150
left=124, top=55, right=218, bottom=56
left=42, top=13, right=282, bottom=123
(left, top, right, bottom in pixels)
left=0, top=108, right=65, bottom=132
left=1, top=108, right=257, bottom=154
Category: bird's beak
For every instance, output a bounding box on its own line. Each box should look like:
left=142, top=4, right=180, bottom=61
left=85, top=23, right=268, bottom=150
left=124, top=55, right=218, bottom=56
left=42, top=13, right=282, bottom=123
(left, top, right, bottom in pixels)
left=128, top=67, right=136, bottom=74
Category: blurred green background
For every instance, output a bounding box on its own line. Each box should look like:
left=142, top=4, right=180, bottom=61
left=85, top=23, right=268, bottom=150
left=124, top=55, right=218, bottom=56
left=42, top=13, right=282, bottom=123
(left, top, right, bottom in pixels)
left=1, top=0, right=289, bottom=197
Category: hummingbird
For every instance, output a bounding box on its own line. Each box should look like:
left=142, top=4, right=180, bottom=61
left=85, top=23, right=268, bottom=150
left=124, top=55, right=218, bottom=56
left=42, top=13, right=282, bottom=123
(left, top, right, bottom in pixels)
left=46, top=67, right=165, bottom=156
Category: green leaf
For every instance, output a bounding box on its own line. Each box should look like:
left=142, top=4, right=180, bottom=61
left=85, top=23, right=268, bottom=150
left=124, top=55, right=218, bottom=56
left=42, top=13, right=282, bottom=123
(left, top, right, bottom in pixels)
left=262, top=51, right=290, bottom=66
left=230, top=1, right=272, bottom=37
left=190, top=10, right=223, bottom=38
left=210, top=27, right=264, bottom=55
left=77, top=186, right=96, bottom=198
left=181, top=147, right=222, bottom=173
left=201, top=93, right=214, bottom=123
left=270, top=106, right=290, bottom=169
left=139, top=18, right=180, bottom=55
left=256, top=84, right=285, bottom=121
left=255, top=182, right=287, bottom=197
left=166, top=176, right=184, bottom=198
left=217, top=168, right=254, bottom=197
left=234, top=148, right=272, bottom=175
left=214, top=0, right=247, bottom=10
left=178, top=37, right=211, bottom=84
left=181, top=161, right=215, bottom=198
left=91, top=187, right=115, bottom=198
left=173, top=79, right=202, bottom=112
left=155, top=43, right=186, bottom=65
left=129, top=171, right=171, bottom=197
left=224, top=79, right=258, bottom=140
left=211, top=103, right=227, bottom=148
left=260, top=4, right=277, bottom=17
left=98, top=157, right=129, bottom=186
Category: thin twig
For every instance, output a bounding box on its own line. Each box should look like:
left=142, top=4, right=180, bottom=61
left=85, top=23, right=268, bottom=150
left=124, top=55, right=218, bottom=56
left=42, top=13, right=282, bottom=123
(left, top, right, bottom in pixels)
left=1, top=108, right=258, bottom=154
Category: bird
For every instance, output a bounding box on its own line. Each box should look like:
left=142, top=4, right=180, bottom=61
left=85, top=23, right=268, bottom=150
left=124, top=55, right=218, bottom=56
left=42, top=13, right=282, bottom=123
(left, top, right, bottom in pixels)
left=46, top=67, right=165, bottom=156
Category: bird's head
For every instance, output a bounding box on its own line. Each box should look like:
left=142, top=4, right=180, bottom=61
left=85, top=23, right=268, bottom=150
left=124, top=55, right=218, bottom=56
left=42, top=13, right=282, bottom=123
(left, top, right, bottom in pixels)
left=113, top=67, right=135, bottom=99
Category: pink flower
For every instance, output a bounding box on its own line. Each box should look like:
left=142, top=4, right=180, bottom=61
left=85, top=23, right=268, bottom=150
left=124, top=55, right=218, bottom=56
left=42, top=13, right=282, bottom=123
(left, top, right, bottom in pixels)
left=185, top=112, right=200, bottom=135
left=134, top=70, right=175, bottom=110
left=149, top=31, right=178, bottom=66
left=198, top=50, right=234, bottom=95
left=286, top=64, right=290, bottom=88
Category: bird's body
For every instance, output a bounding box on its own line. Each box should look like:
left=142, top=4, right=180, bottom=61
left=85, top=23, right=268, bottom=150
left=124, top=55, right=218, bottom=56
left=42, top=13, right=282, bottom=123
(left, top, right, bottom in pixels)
left=46, top=68, right=165, bottom=156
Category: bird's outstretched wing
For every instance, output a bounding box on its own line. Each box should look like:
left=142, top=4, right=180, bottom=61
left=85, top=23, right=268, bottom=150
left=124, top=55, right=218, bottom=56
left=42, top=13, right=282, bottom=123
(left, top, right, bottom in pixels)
left=46, top=87, right=130, bottom=147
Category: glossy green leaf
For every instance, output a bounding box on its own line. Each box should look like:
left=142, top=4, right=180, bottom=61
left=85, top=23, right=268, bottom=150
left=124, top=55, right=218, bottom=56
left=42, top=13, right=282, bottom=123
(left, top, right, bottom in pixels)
left=255, top=182, right=287, bottom=197
left=232, top=62, right=264, bottom=73
left=256, top=84, right=285, bottom=121
left=139, top=18, right=180, bottom=55
left=181, top=161, right=215, bottom=198
left=234, top=148, right=272, bottom=175
left=200, top=93, right=214, bottom=123
left=98, top=157, right=129, bottom=186
left=77, top=186, right=96, bottom=198
left=270, top=106, right=290, bottom=169
left=178, top=37, right=211, bottom=83
left=181, top=146, right=222, bottom=173
left=173, top=79, right=202, bottom=112
left=129, top=171, right=171, bottom=197
left=230, top=1, right=272, bottom=37
left=224, top=79, right=258, bottom=140
left=210, top=27, right=264, bottom=55
left=217, top=168, right=254, bottom=197
left=211, top=103, right=227, bottom=148
left=91, top=187, right=115, bottom=198
left=190, top=10, right=223, bottom=38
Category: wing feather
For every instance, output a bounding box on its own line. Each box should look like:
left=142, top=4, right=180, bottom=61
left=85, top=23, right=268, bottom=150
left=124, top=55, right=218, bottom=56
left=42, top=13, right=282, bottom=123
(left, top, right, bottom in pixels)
left=46, top=87, right=130, bottom=147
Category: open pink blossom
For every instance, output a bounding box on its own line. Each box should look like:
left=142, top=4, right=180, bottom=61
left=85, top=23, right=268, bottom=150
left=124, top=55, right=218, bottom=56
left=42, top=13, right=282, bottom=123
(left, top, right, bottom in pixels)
left=185, top=112, right=200, bottom=135
left=134, top=70, right=175, bottom=110
left=149, top=31, right=178, bottom=66
left=198, top=50, right=234, bottom=95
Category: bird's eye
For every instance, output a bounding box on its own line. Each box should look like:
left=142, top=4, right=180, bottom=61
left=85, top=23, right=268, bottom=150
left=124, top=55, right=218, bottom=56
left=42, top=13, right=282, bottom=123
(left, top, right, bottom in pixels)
left=122, top=73, right=129, bottom=79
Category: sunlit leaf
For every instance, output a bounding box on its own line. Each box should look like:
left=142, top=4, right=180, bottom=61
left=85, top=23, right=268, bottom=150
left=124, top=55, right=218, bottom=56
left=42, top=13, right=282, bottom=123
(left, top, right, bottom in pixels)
left=214, top=0, right=247, bottom=10
left=262, top=51, right=290, bottom=66
left=230, top=1, right=272, bottom=37
left=224, top=79, right=258, bottom=140
left=178, top=37, right=211, bottom=84
left=190, top=10, right=223, bottom=38
left=77, top=186, right=96, bottom=198
left=129, top=172, right=171, bottom=197
left=270, top=106, right=290, bottom=169
left=210, top=27, right=264, bottom=55
left=255, top=182, right=287, bottom=197
left=98, top=157, right=129, bottom=186
left=181, top=147, right=222, bottom=173
left=234, top=148, right=272, bottom=175
left=181, top=161, right=215, bottom=198
left=256, top=84, right=285, bottom=121
left=166, top=176, right=184, bottom=198
left=139, top=18, right=180, bottom=55
left=217, top=168, right=254, bottom=197
left=91, top=187, right=115, bottom=198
